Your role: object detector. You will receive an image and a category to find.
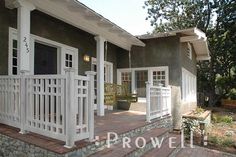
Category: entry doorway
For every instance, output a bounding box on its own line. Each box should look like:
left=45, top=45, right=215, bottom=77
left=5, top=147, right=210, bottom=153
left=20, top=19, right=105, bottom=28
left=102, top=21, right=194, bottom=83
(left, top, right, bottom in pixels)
left=117, top=66, right=169, bottom=102
left=91, top=57, right=113, bottom=110
left=135, top=70, right=148, bottom=97
left=8, top=27, right=79, bottom=76
left=31, top=35, right=78, bottom=75
left=34, top=42, right=58, bottom=75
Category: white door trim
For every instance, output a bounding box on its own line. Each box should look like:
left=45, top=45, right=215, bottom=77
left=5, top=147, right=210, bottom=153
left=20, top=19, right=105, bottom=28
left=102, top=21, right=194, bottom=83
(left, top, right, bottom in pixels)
left=91, top=57, right=113, bottom=83
left=117, top=66, right=169, bottom=101
left=8, top=27, right=78, bottom=75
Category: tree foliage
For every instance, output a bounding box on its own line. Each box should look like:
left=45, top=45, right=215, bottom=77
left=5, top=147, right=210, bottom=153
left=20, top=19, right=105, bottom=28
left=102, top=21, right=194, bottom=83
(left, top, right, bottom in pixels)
left=144, top=0, right=214, bottom=32
left=144, top=0, right=236, bottom=104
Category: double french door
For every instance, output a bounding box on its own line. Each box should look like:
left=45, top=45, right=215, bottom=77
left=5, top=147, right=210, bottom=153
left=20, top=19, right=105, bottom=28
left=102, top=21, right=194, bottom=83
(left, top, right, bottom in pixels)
left=118, top=67, right=169, bottom=101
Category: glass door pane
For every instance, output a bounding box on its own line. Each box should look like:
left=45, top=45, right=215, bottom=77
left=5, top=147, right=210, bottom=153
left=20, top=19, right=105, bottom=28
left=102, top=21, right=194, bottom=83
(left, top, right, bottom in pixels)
left=34, top=42, right=57, bottom=75
left=152, top=70, right=166, bottom=86
left=135, top=70, right=148, bottom=97
left=121, top=72, right=132, bottom=93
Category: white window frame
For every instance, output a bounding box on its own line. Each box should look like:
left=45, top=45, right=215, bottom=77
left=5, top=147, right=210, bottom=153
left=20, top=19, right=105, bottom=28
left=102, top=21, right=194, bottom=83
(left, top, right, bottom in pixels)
left=117, top=66, right=169, bottom=96
left=8, top=27, right=78, bottom=75
left=182, top=68, right=197, bottom=102
left=91, top=57, right=113, bottom=83
left=8, top=28, right=19, bottom=75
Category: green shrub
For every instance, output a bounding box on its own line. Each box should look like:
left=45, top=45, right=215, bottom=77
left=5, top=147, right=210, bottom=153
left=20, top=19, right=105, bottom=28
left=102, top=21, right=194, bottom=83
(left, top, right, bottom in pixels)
left=212, top=114, right=233, bottom=124
left=222, top=116, right=233, bottom=123
left=195, top=107, right=205, bottom=114
left=208, top=135, right=222, bottom=145
left=182, top=118, right=198, bottom=139
left=208, top=136, right=234, bottom=147
left=221, top=138, right=235, bottom=147
left=227, top=88, right=236, bottom=100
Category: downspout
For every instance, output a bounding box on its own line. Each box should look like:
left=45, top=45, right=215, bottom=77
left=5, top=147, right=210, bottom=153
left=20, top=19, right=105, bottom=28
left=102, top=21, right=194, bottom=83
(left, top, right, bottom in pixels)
left=129, top=46, right=135, bottom=94
left=105, top=41, right=108, bottom=83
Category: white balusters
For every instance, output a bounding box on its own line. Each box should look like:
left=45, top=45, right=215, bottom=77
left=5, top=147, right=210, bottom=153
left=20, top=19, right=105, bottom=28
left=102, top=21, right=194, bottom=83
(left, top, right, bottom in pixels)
left=0, top=69, right=95, bottom=147
left=0, top=76, right=21, bottom=127
left=146, top=82, right=171, bottom=122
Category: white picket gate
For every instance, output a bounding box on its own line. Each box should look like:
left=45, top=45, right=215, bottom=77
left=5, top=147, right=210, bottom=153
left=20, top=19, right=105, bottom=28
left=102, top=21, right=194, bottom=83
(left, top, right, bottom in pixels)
left=0, top=69, right=95, bottom=148
left=146, top=82, right=171, bottom=122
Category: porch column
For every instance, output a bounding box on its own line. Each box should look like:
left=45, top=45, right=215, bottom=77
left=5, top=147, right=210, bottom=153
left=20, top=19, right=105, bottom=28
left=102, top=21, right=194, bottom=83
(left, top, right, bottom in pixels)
left=16, top=0, right=35, bottom=73
left=94, top=36, right=106, bottom=116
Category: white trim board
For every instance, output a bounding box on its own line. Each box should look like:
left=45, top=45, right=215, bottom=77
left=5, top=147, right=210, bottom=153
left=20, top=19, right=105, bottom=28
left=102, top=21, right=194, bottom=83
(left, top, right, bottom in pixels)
left=91, top=57, right=113, bottom=83
left=181, top=67, right=197, bottom=102
left=117, top=66, right=169, bottom=86
left=8, top=27, right=78, bottom=75
left=117, top=66, right=169, bottom=101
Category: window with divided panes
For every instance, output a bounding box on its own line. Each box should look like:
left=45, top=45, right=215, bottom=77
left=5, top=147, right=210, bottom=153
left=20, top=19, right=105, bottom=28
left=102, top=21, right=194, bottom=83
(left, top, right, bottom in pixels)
left=153, top=70, right=166, bottom=86
left=121, top=72, right=132, bottom=93
left=12, top=39, right=18, bottom=75
left=65, top=54, right=73, bottom=68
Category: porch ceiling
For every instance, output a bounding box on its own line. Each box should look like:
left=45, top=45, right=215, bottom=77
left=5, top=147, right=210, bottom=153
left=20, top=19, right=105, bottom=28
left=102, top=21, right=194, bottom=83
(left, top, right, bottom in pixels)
left=138, top=28, right=210, bottom=61
left=19, top=0, right=145, bottom=51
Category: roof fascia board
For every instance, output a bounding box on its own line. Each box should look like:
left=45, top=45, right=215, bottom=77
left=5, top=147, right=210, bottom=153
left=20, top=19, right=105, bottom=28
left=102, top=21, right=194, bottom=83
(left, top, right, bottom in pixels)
left=196, top=55, right=211, bottom=60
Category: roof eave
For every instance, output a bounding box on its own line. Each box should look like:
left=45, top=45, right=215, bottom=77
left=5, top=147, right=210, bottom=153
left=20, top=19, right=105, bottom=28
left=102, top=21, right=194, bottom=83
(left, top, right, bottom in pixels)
left=23, top=0, right=145, bottom=50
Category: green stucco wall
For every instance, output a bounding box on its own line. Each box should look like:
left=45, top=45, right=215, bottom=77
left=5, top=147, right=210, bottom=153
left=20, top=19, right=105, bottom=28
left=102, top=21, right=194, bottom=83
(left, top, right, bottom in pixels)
left=0, top=2, right=125, bottom=83
left=118, top=36, right=182, bottom=87
left=0, top=1, right=17, bottom=75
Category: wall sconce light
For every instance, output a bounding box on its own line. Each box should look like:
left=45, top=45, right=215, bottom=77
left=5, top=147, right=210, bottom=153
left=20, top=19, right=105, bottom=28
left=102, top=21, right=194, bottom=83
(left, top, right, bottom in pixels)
left=83, top=54, right=90, bottom=62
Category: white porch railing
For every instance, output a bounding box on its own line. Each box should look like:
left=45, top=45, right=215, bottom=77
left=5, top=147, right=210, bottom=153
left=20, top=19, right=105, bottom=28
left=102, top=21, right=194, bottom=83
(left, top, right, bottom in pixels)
left=0, top=69, right=95, bottom=148
left=0, top=76, right=21, bottom=128
left=146, top=82, right=171, bottom=122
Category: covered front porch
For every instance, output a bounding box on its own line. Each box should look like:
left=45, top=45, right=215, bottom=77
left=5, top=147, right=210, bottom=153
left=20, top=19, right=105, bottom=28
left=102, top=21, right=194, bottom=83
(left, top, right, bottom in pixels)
left=0, top=0, right=171, bottom=149
left=4, top=0, right=145, bottom=118
left=0, top=72, right=172, bottom=147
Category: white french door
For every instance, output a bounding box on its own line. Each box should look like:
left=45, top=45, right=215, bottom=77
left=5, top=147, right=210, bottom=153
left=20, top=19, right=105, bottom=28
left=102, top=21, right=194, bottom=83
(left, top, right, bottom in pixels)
left=117, top=66, right=169, bottom=102
left=91, top=57, right=113, bottom=108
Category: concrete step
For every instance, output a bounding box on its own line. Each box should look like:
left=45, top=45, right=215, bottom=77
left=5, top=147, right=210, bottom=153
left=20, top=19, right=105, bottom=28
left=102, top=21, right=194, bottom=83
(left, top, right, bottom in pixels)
left=129, top=102, right=146, bottom=112
left=81, top=116, right=172, bottom=157
left=142, top=133, right=181, bottom=157
left=89, top=127, right=170, bottom=157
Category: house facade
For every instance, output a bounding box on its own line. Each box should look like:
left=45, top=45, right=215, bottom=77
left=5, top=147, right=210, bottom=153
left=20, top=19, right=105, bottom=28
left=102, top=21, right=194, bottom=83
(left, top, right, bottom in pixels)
left=0, top=0, right=209, bottom=149
left=116, top=30, right=210, bottom=128
left=0, top=0, right=145, bottom=117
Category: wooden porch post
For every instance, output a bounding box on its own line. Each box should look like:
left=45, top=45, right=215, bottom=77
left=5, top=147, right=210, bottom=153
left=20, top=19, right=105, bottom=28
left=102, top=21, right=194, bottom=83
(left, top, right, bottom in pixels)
left=65, top=68, right=76, bottom=148
left=146, top=81, right=151, bottom=123
left=19, top=70, right=27, bottom=134
left=94, top=36, right=106, bottom=116
left=6, top=0, right=35, bottom=134
left=85, top=71, right=96, bottom=141
left=15, top=0, right=35, bottom=73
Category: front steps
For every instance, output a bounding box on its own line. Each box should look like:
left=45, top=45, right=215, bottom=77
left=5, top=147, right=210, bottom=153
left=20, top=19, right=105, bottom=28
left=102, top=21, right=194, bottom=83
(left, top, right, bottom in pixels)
left=77, top=116, right=172, bottom=157
left=142, top=133, right=181, bottom=157
left=89, top=128, right=169, bottom=157
left=86, top=116, right=181, bottom=157
left=89, top=129, right=182, bottom=157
